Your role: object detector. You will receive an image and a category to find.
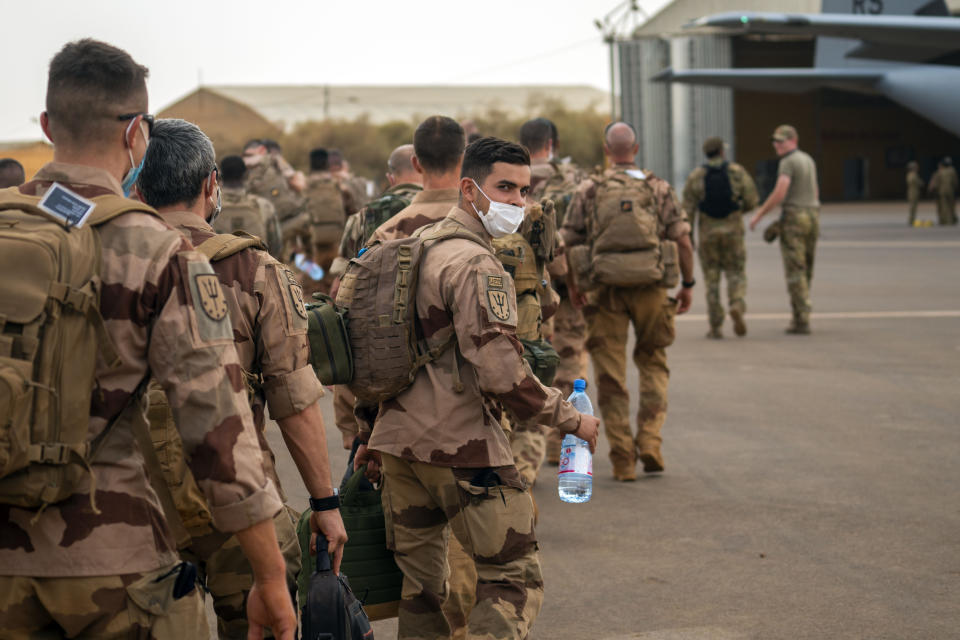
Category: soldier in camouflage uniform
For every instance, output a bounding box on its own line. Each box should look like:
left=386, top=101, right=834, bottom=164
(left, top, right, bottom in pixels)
left=519, top=117, right=588, bottom=466
left=244, top=139, right=308, bottom=262
left=329, top=149, right=368, bottom=216
left=750, top=125, right=820, bottom=335
left=906, top=161, right=924, bottom=226
left=928, top=157, right=958, bottom=225
left=137, top=119, right=348, bottom=639
left=563, top=123, right=695, bottom=480
left=217, top=154, right=284, bottom=258
left=0, top=39, right=295, bottom=638
left=354, top=138, right=600, bottom=640
left=682, top=137, right=759, bottom=338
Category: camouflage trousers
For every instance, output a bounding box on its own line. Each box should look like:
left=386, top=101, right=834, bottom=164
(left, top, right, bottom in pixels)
left=584, top=286, right=676, bottom=466
left=907, top=193, right=920, bottom=225
left=180, top=507, right=301, bottom=640
left=380, top=454, right=543, bottom=640
left=937, top=194, right=957, bottom=225
left=0, top=563, right=208, bottom=639
left=779, top=208, right=820, bottom=325
left=546, top=296, right=590, bottom=464
left=509, top=422, right=547, bottom=488
left=698, top=229, right=746, bottom=330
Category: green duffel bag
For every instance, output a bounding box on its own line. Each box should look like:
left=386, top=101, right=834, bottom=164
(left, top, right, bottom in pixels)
left=305, top=293, right=353, bottom=385
left=520, top=337, right=560, bottom=387
left=297, top=464, right=402, bottom=622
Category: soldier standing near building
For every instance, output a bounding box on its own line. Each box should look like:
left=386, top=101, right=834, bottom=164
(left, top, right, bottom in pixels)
left=906, top=161, right=923, bottom=226
left=244, top=139, right=308, bottom=262
left=519, top=117, right=587, bottom=466
left=682, top=137, right=758, bottom=338
left=137, top=119, right=347, bottom=639
left=0, top=39, right=295, bottom=638
left=928, top=157, right=958, bottom=225
left=749, top=125, right=820, bottom=335
left=563, top=122, right=695, bottom=480
left=354, top=137, right=600, bottom=640
left=215, top=154, right=283, bottom=258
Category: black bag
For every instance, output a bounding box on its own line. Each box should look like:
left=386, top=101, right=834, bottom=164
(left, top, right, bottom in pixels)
left=301, top=534, right=374, bottom=640
left=699, top=163, right=738, bottom=219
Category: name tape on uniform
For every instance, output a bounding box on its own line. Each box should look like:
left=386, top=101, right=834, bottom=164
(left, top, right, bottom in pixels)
left=38, top=182, right=96, bottom=228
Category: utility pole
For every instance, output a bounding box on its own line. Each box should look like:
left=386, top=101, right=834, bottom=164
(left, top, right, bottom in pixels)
left=595, top=1, right=647, bottom=121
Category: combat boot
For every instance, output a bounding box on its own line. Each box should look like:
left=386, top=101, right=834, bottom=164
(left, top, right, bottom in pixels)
left=610, top=449, right=637, bottom=482
left=730, top=309, right=747, bottom=337
left=785, top=321, right=811, bottom=335
left=706, top=327, right=723, bottom=339
left=638, top=447, right=665, bottom=473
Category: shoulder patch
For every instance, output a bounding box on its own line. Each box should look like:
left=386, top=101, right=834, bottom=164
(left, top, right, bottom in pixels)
left=479, top=272, right=516, bottom=325
left=285, top=268, right=308, bottom=320
left=273, top=265, right=309, bottom=335
left=187, top=260, right=233, bottom=343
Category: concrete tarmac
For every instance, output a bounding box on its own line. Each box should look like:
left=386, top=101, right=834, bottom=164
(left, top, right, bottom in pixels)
left=266, top=201, right=960, bottom=639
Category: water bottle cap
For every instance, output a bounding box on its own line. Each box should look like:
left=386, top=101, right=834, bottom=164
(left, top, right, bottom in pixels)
left=573, top=379, right=586, bottom=392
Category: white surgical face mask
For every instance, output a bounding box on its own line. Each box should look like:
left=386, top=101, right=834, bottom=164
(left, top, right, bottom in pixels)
left=470, top=179, right=525, bottom=238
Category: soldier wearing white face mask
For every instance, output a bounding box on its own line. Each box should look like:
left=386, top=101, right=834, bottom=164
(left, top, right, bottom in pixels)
left=353, top=137, right=599, bottom=640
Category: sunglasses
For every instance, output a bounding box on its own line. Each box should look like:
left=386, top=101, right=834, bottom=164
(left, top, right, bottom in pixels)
left=117, top=112, right=155, bottom=136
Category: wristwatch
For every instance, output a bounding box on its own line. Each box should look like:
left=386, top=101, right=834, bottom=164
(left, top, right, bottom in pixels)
left=682, top=279, right=696, bottom=289
left=309, top=488, right=340, bottom=512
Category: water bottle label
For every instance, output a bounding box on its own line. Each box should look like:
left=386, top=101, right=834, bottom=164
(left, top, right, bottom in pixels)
left=558, top=441, right=592, bottom=476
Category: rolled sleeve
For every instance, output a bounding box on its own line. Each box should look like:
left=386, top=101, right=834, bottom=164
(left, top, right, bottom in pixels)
left=208, top=477, right=284, bottom=533
left=264, top=364, right=324, bottom=420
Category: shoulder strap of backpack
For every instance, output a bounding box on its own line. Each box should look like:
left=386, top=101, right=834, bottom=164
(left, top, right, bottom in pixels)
left=195, top=231, right=266, bottom=262
left=0, top=189, right=160, bottom=226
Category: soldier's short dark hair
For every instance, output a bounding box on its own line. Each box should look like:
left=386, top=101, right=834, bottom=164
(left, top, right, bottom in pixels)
left=220, top=155, right=247, bottom=185
left=244, top=139, right=264, bottom=151
left=310, top=148, right=329, bottom=171
left=263, top=139, right=281, bottom=153
left=328, top=149, right=344, bottom=170
left=0, top=158, right=25, bottom=188
left=461, top=137, right=530, bottom=185
left=519, top=118, right=555, bottom=153
left=414, top=116, right=465, bottom=173
left=137, top=119, right=216, bottom=209
left=45, top=39, right=149, bottom=147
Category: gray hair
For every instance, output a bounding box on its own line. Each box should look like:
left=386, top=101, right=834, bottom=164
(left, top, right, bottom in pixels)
left=138, top=118, right=216, bottom=209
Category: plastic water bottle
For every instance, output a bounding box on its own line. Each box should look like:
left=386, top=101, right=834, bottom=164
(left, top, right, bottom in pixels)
left=558, top=378, right=593, bottom=503
left=293, top=253, right=324, bottom=281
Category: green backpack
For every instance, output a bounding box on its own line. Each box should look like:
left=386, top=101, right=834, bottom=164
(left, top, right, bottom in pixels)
left=359, top=185, right=420, bottom=245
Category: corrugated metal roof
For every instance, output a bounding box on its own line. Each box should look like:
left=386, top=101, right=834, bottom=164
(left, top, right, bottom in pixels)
left=185, top=85, right=610, bottom=129
left=632, top=0, right=822, bottom=37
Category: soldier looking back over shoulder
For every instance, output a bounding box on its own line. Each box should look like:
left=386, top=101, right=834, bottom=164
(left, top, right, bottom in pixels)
left=682, top=136, right=758, bottom=338
left=137, top=119, right=347, bottom=639
left=216, top=154, right=283, bottom=258
left=0, top=39, right=294, bottom=638
left=749, top=124, right=820, bottom=335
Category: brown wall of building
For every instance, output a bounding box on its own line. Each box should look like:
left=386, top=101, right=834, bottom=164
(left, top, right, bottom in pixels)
left=158, top=88, right=281, bottom=157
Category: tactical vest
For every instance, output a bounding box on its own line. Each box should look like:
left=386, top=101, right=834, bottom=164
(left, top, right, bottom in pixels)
left=215, top=189, right=269, bottom=242
left=0, top=187, right=156, bottom=510
left=246, top=159, right=305, bottom=225
left=534, top=162, right=580, bottom=227
left=305, top=174, right=346, bottom=246
left=146, top=232, right=266, bottom=545
left=569, top=168, right=678, bottom=290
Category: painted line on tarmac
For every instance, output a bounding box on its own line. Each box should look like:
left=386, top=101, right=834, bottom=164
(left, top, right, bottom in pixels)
left=677, top=310, right=960, bottom=322
left=746, top=240, right=960, bottom=248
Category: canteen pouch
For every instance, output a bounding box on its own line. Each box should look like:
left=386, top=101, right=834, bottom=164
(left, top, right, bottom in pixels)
left=658, top=239, right=679, bottom=288
left=592, top=250, right=664, bottom=288
left=306, top=293, right=354, bottom=385
left=519, top=338, right=560, bottom=386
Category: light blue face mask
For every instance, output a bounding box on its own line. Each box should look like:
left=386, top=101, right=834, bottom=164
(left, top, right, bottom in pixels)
left=121, top=118, right=148, bottom=197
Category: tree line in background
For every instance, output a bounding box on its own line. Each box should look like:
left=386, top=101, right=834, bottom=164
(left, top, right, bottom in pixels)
left=277, top=97, right=610, bottom=190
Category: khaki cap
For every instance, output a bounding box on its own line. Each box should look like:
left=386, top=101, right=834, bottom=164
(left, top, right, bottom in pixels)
left=702, top=137, right=725, bottom=155
left=772, top=125, right=797, bottom=142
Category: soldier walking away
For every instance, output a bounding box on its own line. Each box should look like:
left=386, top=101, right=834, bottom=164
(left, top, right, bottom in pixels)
left=563, top=122, right=695, bottom=480
left=216, top=154, right=283, bottom=258
left=682, top=137, right=758, bottom=338
left=328, top=149, right=368, bottom=215
left=519, top=117, right=589, bottom=466
left=906, top=161, right=924, bottom=226
left=137, top=119, right=348, bottom=639
left=243, top=139, right=308, bottom=262
left=353, top=137, right=600, bottom=640
left=928, top=157, right=958, bottom=225
left=0, top=39, right=295, bottom=639
left=0, top=158, right=25, bottom=187
left=749, top=125, right=821, bottom=335
left=304, top=147, right=351, bottom=294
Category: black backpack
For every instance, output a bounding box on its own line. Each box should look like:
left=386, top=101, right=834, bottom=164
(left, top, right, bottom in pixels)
left=302, top=534, right=374, bottom=640
left=699, top=163, right=738, bottom=219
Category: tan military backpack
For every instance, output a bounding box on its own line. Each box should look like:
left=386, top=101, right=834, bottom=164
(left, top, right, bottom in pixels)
left=570, top=169, right=678, bottom=290
left=533, top=162, right=580, bottom=228
left=0, top=186, right=158, bottom=510
left=334, top=223, right=486, bottom=406
left=215, top=189, right=270, bottom=243
left=146, top=231, right=266, bottom=545
left=305, top=174, right=346, bottom=246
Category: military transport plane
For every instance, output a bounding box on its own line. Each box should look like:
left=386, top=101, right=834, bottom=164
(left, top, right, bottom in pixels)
left=653, top=0, right=960, bottom=137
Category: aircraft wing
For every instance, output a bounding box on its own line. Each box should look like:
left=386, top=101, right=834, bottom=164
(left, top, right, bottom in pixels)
left=687, top=12, right=960, bottom=62
left=652, top=68, right=884, bottom=94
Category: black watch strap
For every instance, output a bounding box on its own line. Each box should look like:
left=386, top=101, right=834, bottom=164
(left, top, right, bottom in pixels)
left=682, top=279, right=696, bottom=289
left=309, top=491, right=340, bottom=512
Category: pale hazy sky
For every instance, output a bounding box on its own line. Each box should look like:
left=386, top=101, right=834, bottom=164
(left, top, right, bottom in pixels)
left=0, top=0, right=669, bottom=142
